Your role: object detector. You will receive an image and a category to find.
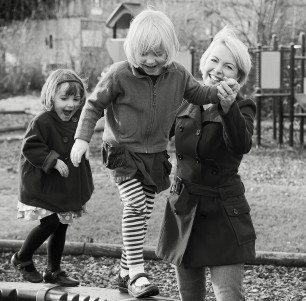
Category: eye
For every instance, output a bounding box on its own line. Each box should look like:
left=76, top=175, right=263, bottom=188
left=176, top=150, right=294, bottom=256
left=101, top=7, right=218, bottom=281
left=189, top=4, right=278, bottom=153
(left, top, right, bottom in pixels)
left=226, top=65, right=234, bottom=70
left=210, top=58, right=218, bottom=63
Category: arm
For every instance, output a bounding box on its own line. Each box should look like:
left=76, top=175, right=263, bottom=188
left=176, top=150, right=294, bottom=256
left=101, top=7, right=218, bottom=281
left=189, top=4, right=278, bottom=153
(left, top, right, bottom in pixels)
left=22, top=119, right=60, bottom=174
left=219, top=96, right=256, bottom=154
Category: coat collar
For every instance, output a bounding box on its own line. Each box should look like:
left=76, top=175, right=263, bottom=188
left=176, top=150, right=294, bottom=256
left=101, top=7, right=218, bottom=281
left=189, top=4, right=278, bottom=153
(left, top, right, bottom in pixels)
left=177, top=101, right=222, bottom=127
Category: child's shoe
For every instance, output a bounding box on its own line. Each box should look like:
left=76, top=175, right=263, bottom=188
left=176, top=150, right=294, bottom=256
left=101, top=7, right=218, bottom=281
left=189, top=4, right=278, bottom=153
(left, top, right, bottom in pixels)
left=127, top=273, right=159, bottom=298
left=118, top=274, right=129, bottom=293
left=43, top=269, right=79, bottom=287
left=11, top=252, right=43, bottom=283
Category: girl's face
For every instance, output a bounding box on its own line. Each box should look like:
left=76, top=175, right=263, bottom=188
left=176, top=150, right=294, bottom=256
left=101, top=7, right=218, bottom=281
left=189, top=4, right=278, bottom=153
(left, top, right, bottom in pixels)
left=53, top=83, right=82, bottom=121
left=139, top=49, right=167, bottom=76
left=202, top=43, right=239, bottom=86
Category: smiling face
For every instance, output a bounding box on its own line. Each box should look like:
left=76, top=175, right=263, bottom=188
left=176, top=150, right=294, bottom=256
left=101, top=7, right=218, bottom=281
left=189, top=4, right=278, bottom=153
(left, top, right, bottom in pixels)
left=53, top=83, right=82, bottom=121
left=201, top=43, right=239, bottom=86
left=139, top=49, right=167, bottom=76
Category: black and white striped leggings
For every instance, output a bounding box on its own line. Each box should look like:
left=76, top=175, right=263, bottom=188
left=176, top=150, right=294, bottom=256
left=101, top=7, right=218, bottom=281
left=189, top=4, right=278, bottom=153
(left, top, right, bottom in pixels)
left=116, top=178, right=155, bottom=271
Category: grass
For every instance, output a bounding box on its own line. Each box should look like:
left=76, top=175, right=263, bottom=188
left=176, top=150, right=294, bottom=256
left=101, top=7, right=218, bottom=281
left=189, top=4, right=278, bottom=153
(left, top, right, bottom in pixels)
left=1, top=126, right=306, bottom=254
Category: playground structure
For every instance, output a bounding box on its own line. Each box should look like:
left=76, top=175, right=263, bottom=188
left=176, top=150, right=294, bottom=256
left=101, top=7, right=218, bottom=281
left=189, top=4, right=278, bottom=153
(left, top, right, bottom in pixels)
left=252, top=32, right=306, bottom=147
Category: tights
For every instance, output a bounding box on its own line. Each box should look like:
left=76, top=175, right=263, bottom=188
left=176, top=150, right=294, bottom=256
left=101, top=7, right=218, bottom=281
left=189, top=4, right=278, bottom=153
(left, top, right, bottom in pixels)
left=18, top=213, right=68, bottom=272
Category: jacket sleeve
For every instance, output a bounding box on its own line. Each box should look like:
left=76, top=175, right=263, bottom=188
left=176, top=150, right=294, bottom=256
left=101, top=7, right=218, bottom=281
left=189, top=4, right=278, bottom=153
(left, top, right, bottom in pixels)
left=21, top=119, right=60, bottom=174
left=183, top=70, right=219, bottom=105
left=218, top=96, right=256, bottom=154
left=75, top=65, right=117, bottom=142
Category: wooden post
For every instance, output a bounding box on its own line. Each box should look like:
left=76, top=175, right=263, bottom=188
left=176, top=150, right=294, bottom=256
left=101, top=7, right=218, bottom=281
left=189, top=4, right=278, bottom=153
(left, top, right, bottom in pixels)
left=255, top=44, right=262, bottom=146
left=289, top=43, right=295, bottom=147
left=271, top=34, right=279, bottom=140
left=299, top=32, right=305, bottom=145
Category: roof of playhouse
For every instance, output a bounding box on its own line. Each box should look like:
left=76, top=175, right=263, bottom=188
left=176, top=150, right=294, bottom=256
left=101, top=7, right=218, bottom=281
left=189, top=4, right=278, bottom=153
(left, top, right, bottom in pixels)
left=106, top=2, right=142, bottom=29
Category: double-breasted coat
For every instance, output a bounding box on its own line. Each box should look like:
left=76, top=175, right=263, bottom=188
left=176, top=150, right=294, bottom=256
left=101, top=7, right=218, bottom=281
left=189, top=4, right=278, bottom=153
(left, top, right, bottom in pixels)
left=156, top=95, right=257, bottom=267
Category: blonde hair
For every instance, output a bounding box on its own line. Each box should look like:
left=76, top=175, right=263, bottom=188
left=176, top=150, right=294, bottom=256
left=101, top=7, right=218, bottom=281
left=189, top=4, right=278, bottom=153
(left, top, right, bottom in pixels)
left=41, top=69, right=86, bottom=111
left=200, top=25, right=251, bottom=87
left=124, top=9, right=180, bottom=68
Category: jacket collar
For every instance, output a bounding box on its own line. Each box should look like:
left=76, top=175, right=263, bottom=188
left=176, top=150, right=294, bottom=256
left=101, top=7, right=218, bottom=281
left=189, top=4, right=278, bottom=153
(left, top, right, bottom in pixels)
left=177, top=101, right=202, bottom=128
left=131, top=62, right=178, bottom=78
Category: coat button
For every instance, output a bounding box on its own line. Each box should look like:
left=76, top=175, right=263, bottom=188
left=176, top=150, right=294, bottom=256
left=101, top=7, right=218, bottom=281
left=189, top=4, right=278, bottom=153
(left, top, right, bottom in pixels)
left=72, top=117, right=78, bottom=122
left=63, top=137, right=69, bottom=143
left=196, top=129, right=201, bottom=136
left=174, top=209, right=178, bottom=215
left=178, top=154, right=183, bottom=160
left=211, top=169, right=218, bottom=175
left=179, top=125, right=184, bottom=132
left=195, top=157, right=200, bottom=164
left=233, top=208, right=239, bottom=215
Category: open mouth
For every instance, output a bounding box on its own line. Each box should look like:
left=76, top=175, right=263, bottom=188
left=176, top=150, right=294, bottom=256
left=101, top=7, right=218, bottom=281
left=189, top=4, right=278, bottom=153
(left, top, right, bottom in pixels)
left=63, top=110, right=73, bottom=117
left=209, top=74, right=222, bottom=82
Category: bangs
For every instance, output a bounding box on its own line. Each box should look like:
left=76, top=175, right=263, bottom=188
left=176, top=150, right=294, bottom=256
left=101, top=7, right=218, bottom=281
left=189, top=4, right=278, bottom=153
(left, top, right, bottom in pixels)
left=137, top=26, right=164, bottom=55
left=60, top=81, right=85, bottom=100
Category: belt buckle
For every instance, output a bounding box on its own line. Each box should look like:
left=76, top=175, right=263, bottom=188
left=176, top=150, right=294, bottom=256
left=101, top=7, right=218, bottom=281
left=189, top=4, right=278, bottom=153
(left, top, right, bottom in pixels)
left=174, top=177, right=183, bottom=194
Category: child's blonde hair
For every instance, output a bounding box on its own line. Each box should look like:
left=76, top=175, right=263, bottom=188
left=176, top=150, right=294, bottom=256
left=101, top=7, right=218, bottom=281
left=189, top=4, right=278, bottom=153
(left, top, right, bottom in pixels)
left=41, top=69, right=86, bottom=111
left=124, top=9, right=180, bottom=68
left=200, top=25, right=252, bottom=87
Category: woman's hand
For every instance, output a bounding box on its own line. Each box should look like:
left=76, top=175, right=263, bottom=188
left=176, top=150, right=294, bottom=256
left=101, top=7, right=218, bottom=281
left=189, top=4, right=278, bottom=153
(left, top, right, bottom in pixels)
left=70, top=139, right=90, bottom=167
left=217, top=78, right=240, bottom=114
left=54, top=159, right=69, bottom=177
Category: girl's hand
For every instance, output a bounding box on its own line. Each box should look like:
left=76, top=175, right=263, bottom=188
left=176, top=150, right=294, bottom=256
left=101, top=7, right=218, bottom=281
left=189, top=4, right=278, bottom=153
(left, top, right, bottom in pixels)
left=217, top=78, right=240, bottom=114
left=55, top=159, right=69, bottom=178
left=70, top=139, right=90, bottom=167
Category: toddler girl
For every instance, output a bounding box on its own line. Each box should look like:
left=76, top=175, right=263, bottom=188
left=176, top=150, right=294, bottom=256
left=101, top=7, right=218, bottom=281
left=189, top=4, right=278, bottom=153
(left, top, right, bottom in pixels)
left=12, top=69, right=94, bottom=286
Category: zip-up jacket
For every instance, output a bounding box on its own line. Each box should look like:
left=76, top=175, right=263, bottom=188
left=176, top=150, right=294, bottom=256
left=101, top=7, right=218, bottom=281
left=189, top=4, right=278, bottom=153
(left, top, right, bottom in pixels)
left=75, top=61, right=219, bottom=153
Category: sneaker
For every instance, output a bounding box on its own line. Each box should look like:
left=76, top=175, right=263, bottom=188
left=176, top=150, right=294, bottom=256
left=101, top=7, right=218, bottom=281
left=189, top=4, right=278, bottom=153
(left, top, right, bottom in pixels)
left=127, top=273, right=159, bottom=298
left=118, top=274, right=129, bottom=293
left=11, top=253, right=43, bottom=283
left=43, top=269, right=79, bottom=287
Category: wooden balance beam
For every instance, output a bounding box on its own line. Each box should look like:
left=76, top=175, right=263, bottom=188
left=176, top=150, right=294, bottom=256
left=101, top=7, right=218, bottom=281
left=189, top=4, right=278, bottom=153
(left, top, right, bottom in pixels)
left=0, top=282, right=178, bottom=301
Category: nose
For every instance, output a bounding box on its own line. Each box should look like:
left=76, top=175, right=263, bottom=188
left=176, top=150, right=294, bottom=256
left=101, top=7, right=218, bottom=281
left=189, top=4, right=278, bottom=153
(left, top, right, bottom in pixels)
left=144, top=54, right=156, bottom=65
left=214, top=63, right=223, bottom=74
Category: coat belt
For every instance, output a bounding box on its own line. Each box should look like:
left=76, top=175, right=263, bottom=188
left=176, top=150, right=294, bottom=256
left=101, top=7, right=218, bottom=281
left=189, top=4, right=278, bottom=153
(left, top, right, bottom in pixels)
left=172, top=177, right=245, bottom=201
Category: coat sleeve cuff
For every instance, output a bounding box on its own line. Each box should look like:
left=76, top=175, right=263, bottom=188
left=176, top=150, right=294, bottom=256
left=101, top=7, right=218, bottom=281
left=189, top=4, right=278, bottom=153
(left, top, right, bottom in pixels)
left=42, top=150, right=60, bottom=174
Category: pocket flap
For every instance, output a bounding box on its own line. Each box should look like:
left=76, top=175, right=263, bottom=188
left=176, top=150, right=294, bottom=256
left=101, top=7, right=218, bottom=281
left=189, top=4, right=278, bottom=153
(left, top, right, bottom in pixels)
left=224, top=203, right=250, bottom=217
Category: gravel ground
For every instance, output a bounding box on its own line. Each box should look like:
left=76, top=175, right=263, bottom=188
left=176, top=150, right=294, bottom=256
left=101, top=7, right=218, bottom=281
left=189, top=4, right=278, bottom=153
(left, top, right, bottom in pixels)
left=0, top=252, right=306, bottom=300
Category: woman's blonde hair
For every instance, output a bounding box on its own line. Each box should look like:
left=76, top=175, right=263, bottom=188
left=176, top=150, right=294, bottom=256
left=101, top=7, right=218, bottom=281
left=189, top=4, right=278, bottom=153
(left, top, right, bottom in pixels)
left=41, top=69, right=86, bottom=111
left=124, top=9, right=180, bottom=68
left=200, top=25, right=251, bottom=87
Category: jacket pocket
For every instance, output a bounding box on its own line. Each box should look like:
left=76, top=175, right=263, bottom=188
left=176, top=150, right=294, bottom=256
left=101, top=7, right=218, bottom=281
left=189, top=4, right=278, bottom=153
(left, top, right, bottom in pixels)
left=224, top=201, right=256, bottom=245
left=102, top=142, right=127, bottom=169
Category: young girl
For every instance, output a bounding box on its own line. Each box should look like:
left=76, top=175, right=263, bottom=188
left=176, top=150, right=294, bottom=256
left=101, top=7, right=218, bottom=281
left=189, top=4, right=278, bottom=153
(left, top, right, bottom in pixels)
left=11, top=69, right=94, bottom=286
left=70, top=9, right=239, bottom=298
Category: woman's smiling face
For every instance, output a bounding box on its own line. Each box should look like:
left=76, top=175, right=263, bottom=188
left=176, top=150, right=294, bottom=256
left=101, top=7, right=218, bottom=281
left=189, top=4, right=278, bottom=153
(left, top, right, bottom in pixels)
left=202, top=43, right=239, bottom=86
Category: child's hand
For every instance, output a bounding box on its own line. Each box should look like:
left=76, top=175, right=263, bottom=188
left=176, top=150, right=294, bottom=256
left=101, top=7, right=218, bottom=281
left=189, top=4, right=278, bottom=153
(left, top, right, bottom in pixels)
left=217, top=78, right=240, bottom=114
left=55, top=159, right=69, bottom=178
left=70, top=139, right=90, bottom=167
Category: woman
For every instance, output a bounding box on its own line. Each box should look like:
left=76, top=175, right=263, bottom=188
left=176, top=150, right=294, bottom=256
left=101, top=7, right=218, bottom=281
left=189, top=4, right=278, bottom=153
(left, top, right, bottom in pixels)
left=156, top=25, right=256, bottom=301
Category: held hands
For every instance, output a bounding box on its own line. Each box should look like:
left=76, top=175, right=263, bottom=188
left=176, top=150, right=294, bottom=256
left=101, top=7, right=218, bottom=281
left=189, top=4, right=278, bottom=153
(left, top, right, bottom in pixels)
left=217, top=77, right=240, bottom=114
left=70, top=139, right=90, bottom=167
left=55, top=159, right=69, bottom=178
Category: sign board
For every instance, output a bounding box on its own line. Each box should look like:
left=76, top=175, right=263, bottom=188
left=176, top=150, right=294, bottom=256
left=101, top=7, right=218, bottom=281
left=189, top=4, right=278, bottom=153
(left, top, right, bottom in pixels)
left=261, top=51, right=281, bottom=89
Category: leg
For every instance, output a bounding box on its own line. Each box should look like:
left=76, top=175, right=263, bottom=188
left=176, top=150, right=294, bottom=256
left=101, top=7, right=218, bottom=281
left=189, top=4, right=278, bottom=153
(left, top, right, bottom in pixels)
left=47, top=222, right=68, bottom=271
left=175, top=265, right=206, bottom=301
left=117, top=178, right=158, bottom=297
left=11, top=213, right=60, bottom=283
left=210, top=264, right=245, bottom=301
left=18, top=213, right=60, bottom=261
left=44, top=221, right=79, bottom=286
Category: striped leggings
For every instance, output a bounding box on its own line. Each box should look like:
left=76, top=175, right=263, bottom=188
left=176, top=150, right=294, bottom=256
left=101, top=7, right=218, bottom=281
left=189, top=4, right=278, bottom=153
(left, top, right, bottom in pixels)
left=116, top=178, right=155, bottom=272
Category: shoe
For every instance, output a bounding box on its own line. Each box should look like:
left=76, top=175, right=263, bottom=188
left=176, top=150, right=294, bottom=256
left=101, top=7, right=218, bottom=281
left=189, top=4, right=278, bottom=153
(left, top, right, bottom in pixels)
left=11, top=253, right=43, bottom=283
left=43, top=269, right=79, bottom=287
left=118, top=274, right=129, bottom=293
left=127, top=273, right=159, bottom=298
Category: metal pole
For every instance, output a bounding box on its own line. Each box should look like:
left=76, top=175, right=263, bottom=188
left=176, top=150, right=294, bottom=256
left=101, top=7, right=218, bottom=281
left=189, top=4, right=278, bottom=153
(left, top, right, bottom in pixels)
left=271, top=34, right=279, bottom=140
left=299, top=32, right=305, bottom=145
left=255, top=44, right=262, bottom=146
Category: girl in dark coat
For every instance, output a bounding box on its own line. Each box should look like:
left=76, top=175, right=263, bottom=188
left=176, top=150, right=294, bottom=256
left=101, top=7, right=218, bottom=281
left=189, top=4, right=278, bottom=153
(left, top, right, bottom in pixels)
left=11, top=69, right=94, bottom=286
left=156, top=26, right=256, bottom=300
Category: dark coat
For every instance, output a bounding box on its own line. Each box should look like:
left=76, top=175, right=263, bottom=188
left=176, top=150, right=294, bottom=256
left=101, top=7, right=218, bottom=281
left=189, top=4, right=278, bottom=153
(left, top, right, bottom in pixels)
left=156, top=95, right=257, bottom=267
left=18, top=108, right=94, bottom=212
